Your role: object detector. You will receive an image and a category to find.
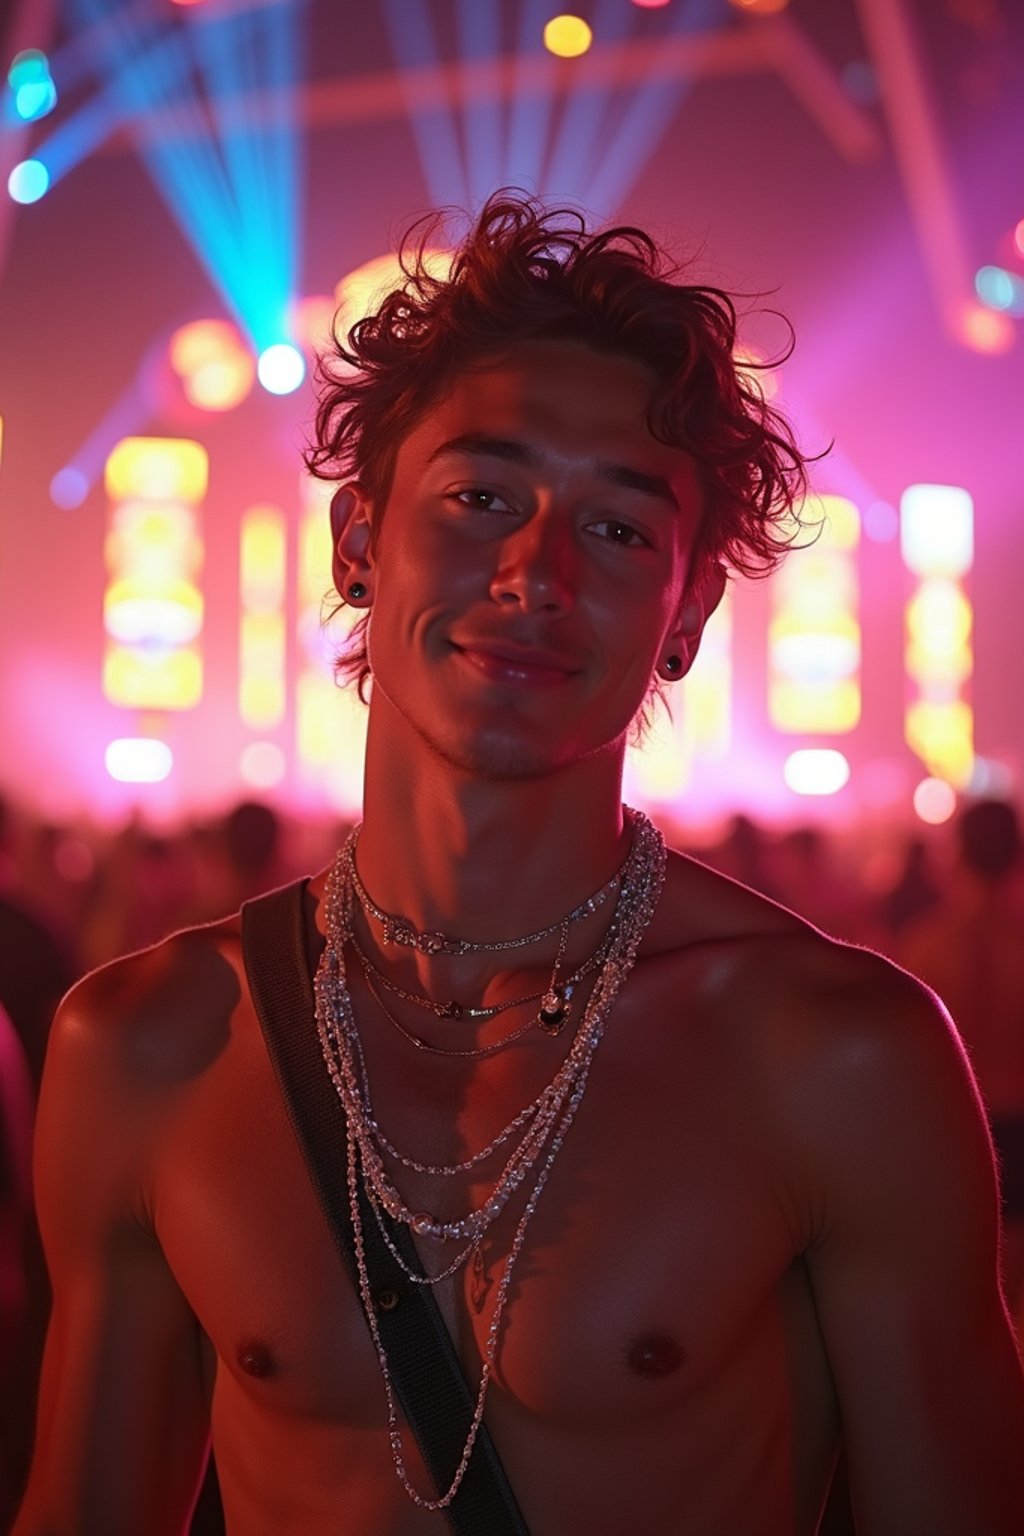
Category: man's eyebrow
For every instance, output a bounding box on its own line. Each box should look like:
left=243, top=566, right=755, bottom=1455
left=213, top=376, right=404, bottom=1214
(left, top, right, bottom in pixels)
left=428, top=434, right=681, bottom=512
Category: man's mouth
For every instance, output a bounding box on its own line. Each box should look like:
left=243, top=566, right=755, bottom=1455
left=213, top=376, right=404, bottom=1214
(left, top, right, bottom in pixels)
left=450, top=640, right=579, bottom=687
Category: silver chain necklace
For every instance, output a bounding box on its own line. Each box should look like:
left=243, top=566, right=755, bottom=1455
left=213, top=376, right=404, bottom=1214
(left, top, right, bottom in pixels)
left=345, top=829, right=627, bottom=956
left=313, top=807, right=666, bottom=1511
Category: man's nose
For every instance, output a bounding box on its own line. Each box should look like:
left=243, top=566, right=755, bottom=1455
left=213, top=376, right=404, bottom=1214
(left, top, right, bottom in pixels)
left=489, top=508, right=577, bottom=613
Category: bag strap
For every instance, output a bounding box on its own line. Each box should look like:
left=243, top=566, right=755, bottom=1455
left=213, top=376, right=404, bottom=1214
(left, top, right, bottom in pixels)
left=241, top=879, right=531, bottom=1536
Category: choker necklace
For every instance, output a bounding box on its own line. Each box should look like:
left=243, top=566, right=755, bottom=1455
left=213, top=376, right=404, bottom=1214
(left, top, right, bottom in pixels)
left=345, top=831, right=627, bottom=957
left=350, top=907, right=615, bottom=1040
left=313, top=806, right=666, bottom=1512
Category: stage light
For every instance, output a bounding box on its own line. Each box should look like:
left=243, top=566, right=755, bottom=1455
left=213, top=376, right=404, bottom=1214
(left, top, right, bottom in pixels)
left=8, top=49, right=57, bottom=122
left=959, top=300, right=1014, bottom=355
left=239, top=505, right=287, bottom=730
left=974, top=265, right=1024, bottom=315
left=543, top=15, right=593, bottom=58
left=257, top=342, right=305, bottom=395
left=913, top=776, right=956, bottom=826
left=169, top=319, right=255, bottom=412
left=633, top=0, right=672, bottom=8
left=104, top=581, right=203, bottom=645
left=1015, top=220, right=1024, bottom=259
left=50, top=466, right=89, bottom=509
left=105, top=738, right=173, bottom=784
left=103, top=437, right=207, bottom=712
left=784, top=749, right=850, bottom=797
left=975, top=265, right=1014, bottom=311
left=296, top=474, right=366, bottom=812
left=769, top=496, right=861, bottom=735
left=8, top=159, right=49, bottom=204
left=105, top=436, right=208, bottom=503
left=728, top=0, right=791, bottom=13
left=240, top=741, right=286, bottom=790
left=900, top=484, right=973, bottom=579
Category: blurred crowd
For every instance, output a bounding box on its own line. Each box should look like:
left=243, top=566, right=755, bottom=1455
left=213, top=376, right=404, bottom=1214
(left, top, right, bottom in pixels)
left=0, top=790, right=1022, bottom=1523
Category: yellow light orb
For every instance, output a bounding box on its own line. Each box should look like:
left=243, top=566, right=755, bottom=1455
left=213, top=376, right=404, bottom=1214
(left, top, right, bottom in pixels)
left=543, top=14, right=593, bottom=58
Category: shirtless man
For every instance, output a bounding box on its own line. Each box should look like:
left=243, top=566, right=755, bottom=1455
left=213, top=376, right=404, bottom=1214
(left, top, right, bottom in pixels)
left=15, top=193, right=1024, bottom=1534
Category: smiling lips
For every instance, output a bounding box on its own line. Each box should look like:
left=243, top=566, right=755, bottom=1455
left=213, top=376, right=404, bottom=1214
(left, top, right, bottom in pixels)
left=451, top=640, right=580, bottom=687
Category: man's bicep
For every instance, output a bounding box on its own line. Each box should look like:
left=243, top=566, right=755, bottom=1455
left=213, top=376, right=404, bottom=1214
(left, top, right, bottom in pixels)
left=15, top=977, right=210, bottom=1536
left=800, top=966, right=1024, bottom=1534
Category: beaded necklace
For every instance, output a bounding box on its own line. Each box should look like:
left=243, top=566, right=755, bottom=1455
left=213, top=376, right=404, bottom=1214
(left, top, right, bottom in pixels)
left=313, top=807, right=666, bottom=1510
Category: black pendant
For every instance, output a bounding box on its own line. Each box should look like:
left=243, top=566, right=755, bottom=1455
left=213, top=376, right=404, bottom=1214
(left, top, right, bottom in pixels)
left=538, top=986, right=570, bottom=1034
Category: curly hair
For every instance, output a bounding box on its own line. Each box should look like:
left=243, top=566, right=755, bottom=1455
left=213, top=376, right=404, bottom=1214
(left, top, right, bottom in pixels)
left=306, top=190, right=812, bottom=698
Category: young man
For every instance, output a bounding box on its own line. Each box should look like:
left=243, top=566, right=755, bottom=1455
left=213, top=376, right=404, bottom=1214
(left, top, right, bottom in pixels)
left=16, top=194, right=1024, bottom=1534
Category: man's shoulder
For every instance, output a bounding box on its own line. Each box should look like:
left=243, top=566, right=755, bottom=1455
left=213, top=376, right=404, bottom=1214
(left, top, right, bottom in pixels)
left=47, top=912, right=249, bottom=1093
left=655, top=845, right=958, bottom=1087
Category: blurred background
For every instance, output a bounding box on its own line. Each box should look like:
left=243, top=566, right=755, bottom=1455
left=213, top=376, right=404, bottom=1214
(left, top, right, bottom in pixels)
left=1, top=0, right=1023, bottom=1520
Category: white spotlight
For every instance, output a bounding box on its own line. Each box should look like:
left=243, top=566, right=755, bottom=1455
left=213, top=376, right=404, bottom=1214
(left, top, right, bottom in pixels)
left=105, top=738, right=173, bottom=783
left=257, top=342, right=306, bottom=396
left=784, top=749, right=850, bottom=796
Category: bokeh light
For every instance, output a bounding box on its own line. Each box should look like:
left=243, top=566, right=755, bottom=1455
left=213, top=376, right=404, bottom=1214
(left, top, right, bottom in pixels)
left=783, top=749, right=851, bottom=796
left=50, top=466, right=90, bottom=509
left=169, top=319, right=255, bottom=412
left=912, top=776, right=957, bottom=825
left=256, top=342, right=306, bottom=395
left=900, top=483, right=973, bottom=579
left=543, top=15, right=593, bottom=58
left=8, top=159, right=49, bottom=204
left=8, top=49, right=57, bottom=122
left=1014, top=219, right=1024, bottom=260
left=728, top=0, right=791, bottom=13
left=974, top=265, right=1024, bottom=316
left=240, top=741, right=286, bottom=790
left=632, top=0, right=672, bottom=8
left=105, top=738, right=174, bottom=784
left=958, top=300, right=1015, bottom=355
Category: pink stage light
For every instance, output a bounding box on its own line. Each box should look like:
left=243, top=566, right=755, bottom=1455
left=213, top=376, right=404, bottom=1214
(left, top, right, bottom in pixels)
left=632, top=0, right=672, bottom=9
left=1015, top=219, right=1024, bottom=259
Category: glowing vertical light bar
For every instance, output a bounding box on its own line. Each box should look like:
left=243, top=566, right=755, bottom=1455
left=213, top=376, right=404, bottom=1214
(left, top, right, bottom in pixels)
left=901, top=483, right=973, bottom=787
left=296, top=475, right=367, bottom=812
left=103, top=437, right=207, bottom=711
left=768, top=495, right=860, bottom=733
left=627, top=593, right=732, bottom=805
left=239, top=503, right=287, bottom=729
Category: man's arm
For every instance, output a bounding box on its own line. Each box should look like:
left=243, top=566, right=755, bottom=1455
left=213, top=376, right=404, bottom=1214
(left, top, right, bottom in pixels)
left=13, top=953, right=211, bottom=1536
left=783, top=947, right=1024, bottom=1535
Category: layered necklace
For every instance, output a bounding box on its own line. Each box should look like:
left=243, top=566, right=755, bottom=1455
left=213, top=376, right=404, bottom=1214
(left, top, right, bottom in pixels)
left=312, top=807, right=666, bottom=1511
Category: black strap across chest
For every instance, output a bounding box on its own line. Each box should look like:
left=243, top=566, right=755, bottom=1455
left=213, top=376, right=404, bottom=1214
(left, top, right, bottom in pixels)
left=241, top=878, right=531, bottom=1536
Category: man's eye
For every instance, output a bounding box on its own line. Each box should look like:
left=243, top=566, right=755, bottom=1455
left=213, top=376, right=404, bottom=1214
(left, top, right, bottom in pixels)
left=452, top=489, right=513, bottom=513
left=590, top=519, right=649, bottom=547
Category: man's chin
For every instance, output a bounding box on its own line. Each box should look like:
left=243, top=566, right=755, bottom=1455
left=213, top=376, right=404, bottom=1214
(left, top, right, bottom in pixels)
left=420, top=716, right=622, bottom=784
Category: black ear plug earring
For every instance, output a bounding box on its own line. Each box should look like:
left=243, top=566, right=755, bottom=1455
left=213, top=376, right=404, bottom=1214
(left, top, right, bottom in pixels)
left=663, top=655, right=682, bottom=675
left=347, top=582, right=367, bottom=601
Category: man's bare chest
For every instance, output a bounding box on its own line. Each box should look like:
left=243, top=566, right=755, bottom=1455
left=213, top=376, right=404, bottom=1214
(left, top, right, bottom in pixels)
left=151, top=971, right=819, bottom=1436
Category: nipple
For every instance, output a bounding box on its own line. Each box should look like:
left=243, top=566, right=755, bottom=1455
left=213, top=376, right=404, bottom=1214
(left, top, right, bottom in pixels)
left=627, top=1331, right=684, bottom=1380
left=236, top=1339, right=275, bottom=1379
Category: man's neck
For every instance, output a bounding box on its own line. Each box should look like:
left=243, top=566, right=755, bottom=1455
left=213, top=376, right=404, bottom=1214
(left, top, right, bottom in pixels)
left=354, top=702, right=630, bottom=952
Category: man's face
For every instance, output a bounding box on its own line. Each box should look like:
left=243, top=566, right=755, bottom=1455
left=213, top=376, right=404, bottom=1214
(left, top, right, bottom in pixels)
left=357, top=338, right=707, bottom=781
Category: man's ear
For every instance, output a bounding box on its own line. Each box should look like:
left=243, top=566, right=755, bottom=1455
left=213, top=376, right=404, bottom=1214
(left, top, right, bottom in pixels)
left=330, top=483, right=375, bottom=605
left=657, top=561, right=728, bottom=682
